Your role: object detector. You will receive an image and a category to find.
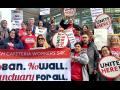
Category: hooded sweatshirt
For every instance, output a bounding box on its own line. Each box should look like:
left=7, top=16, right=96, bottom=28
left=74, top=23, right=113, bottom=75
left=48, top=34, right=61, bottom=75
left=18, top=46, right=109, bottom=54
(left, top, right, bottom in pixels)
left=0, top=20, right=9, bottom=40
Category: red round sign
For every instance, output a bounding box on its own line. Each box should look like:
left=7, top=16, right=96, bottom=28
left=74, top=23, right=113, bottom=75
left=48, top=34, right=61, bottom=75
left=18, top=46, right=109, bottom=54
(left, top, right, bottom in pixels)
left=98, top=55, right=120, bottom=79
left=95, top=13, right=112, bottom=29
left=52, top=32, right=69, bottom=48
left=63, top=8, right=76, bottom=17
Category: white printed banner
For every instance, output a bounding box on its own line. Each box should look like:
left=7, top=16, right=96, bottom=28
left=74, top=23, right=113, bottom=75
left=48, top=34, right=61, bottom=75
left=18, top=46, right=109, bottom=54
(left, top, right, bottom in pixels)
left=90, top=8, right=103, bottom=22
left=35, top=26, right=47, bottom=38
left=40, top=8, right=50, bottom=15
left=11, top=10, right=23, bottom=29
left=0, top=48, right=71, bottom=81
left=64, top=29, right=76, bottom=49
left=94, top=29, right=107, bottom=50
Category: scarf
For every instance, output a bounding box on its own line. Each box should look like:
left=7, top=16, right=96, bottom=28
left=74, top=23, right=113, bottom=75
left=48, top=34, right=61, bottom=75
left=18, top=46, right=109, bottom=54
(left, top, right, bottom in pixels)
left=0, top=20, right=9, bottom=40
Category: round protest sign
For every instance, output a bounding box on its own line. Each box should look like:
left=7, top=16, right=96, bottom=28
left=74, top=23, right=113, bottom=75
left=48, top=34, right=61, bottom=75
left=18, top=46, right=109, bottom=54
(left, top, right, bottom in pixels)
left=98, top=55, right=120, bottom=79
left=52, top=32, right=69, bottom=48
left=63, top=8, right=76, bottom=17
left=95, top=13, right=112, bottom=29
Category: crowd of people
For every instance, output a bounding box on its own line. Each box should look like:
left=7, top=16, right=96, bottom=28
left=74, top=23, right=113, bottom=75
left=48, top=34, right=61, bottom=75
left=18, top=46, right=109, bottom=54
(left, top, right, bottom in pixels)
left=0, top=13, right=120, bottom=81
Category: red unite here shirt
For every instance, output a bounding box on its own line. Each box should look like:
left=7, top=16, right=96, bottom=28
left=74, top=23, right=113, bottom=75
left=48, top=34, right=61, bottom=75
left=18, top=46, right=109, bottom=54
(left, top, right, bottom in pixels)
left=21, top=35, right=37, bottom=50
left=67, top=25, right=75, bottom=34
left=82, top=45, right=88, bottom=70
left=110, top=47, right=120, bottom=57
left=71, top=54, right=83, bottom=81
left=7, top=42, right=14, bottom=50
left=18, top=29, right=27, bottom=37
left=75, top=35, right=82, bottom=43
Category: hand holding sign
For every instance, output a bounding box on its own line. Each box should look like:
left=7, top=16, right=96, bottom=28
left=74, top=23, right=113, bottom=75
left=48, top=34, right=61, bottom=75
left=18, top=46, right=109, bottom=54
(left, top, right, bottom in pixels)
left=52, top=32, right=69, bottom=48
left=63, top=8, right=76, bottom=17
left=98, top=55, right=120, bottom=79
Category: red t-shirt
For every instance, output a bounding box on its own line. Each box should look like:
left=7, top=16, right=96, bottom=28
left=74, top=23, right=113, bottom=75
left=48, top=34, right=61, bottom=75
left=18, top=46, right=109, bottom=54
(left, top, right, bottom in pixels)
left=71, top=54, right=83, bottom=81
left=89, top=38, right=93, bottom=41
left=82, top=45, right=88, bottom=70
left=110, top=47, right=120, bottom=57
left=7, top=42, right=14, bottom=50
left=18, top=29, right=27, bottom=37
left=21, top=35, right=37, bottom=50
left=75, top=35, right=82, bottom=43
left=67, top=25, right=75, bottom=34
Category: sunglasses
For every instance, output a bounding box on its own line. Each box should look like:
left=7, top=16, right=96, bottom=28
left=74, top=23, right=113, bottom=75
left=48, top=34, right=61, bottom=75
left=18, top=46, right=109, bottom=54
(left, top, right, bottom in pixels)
left=26, top=30, right=31, bottom=31
left=38, top=38, right=44, bottom=40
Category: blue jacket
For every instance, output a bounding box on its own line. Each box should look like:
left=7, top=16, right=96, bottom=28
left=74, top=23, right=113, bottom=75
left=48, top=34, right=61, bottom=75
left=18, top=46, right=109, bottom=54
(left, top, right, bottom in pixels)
left=2, top=38, right=24, bottom=50
left=27, top=24, right=36, bottom=34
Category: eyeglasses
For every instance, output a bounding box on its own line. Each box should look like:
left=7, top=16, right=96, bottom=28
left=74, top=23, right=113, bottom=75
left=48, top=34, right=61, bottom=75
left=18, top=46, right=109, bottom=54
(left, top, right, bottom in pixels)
left=26, top=30, right=31, bottom=31
left=111, top=38, right=117, bottom=40
left=38, top=38, right=44, bottom=40
left=82, top=37, right=88, bottom=39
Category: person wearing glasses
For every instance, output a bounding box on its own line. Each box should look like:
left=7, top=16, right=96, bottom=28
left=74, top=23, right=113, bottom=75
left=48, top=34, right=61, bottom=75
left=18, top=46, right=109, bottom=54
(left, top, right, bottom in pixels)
left=81, top=33, right=100, bottom=81
left=21, top=26, right=37, bottom=50
left=108, top=35, right=120, bottom=60
left=87, top=29, right=95, bottom=42
left=2, top=29, right=24, bottom=50
left=97, top=46, right=120, bottom=81
left=34, top=34, right=50, bottom=49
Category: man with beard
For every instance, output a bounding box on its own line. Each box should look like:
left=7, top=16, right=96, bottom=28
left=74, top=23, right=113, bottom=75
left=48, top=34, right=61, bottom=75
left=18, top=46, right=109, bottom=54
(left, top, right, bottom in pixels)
left=39, top=9, right=59, bottom=32
left=81, top=33, right=100, bottom=81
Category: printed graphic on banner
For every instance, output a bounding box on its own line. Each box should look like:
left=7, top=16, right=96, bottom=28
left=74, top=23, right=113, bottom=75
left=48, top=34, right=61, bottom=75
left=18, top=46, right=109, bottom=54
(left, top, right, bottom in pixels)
left=35, top=26, right=47, bottom=38
left=25, top=38, right=35, bottom=43
left=0, top=48, right=71, bottom=81
left=111, top=51, right=119, bottom=57
left=94, top=29, right=107, bottom=50
left=11, top=10, right=23, bottom=29
left=98, top=55, right=120, bottom=78
left=63, top=8, right=76, bottom=17
left=90, top=8, right=103, bottom=22
left=64, top=29, right=76, bottom=49
left=40, top=8, right=50, bottom=15
left=95, top=13, right=112, bottom=29
left=52, top=32, right=69, bottom=48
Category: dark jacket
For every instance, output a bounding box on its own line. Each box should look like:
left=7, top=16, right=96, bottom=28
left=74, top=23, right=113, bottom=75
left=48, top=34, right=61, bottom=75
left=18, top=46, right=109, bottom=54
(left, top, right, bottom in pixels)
left=46, top=30, right=58, bottom=45
left=81, top=41, right=100, bottom=75
left=60, top=19, right=80, bottom=30
left=0, top=40, right=10, bottom=49
left=39, top=15, right=59, bottom=32
left=2, top=38, right=24, bottom=50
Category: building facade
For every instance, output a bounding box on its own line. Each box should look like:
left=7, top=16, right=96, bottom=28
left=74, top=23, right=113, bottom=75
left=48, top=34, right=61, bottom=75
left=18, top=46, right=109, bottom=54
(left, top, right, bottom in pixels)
left=19, top=8, right=120, bottom=34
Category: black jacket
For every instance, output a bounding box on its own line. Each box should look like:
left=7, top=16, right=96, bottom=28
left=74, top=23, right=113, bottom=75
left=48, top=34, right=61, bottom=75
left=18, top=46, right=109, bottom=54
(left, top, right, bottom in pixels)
left=0, top=40, right=10, bottom=49
left=60, top=19, right=80, bottom=30
left=81, top=41, right=100, bottom=75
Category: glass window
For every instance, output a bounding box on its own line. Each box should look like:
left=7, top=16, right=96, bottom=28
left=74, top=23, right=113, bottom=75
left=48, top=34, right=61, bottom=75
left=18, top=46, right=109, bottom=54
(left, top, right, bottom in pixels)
left=104, top=8, right=120, bottom=34
left=82, top=8, right=94, bottom=30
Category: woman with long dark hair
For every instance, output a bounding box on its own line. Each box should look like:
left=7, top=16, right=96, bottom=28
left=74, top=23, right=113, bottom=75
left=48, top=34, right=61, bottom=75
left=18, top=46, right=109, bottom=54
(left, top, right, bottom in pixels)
left=2, top=29, right=24, bottom=50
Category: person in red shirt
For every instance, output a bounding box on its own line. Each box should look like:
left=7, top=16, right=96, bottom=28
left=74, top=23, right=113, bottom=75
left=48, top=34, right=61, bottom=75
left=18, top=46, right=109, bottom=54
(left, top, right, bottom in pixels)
left=21, top=26, right=37, bottom=50
left=18, top=21, right=27, bottom=38
left=60, top=15, right=80, bottom=34
left=74, top=27, right=82, bottom=43
left=108, top=35, right=120, bottom=60
left=87, top=29, right=95, bottom=42
left=71, top=42, right=89, bottom=81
